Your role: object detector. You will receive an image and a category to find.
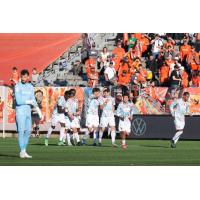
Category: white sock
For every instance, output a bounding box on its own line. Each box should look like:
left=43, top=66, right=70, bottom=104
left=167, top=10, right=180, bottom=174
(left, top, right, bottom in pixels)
left=83, top=129, right=90, bottom=140
left=59, top=127, right=65, bottom=142
left=111, top=131, right=116, bottom=144
left=122, top=139, right=126, bottom=145
left=173, top=131, right=183, bottom=144
left=46, top=127, right=53, bottom=139
left=93, top=131, right=97, bottom=143
left=108, top=128, right=111, bottom=136
left=99, top=130, right=103, bottom=143
left=66, top=132, right=71, bottom=144
left=74, top=132, right=80, bottom=143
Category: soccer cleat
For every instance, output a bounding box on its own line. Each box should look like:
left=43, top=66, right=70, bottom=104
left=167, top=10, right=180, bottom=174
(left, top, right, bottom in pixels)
left=121, top=144, right=127, bottom=149
left=58, top=141, right=66, bottom=146
left=170, top=140, right=176, bottom=148
left=70, top=138, right=75, bottom=146
left=19, top=151, right=26, bottom=158
left=98, top=143, right=102, bottom=147
left=67, top=142, right=73, bottom=146
left=93, top=142, right=97, bottom=146
left=24, top=152, right=32, bottom=158
left=45, top=138, right=48, bottom=146
left=112, top=143, right=119, bottom=148
left=76, top=142, right=81, bottom=146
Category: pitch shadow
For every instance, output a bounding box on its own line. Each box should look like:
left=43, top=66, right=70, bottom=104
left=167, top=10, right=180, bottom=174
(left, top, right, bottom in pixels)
left=0, top=154, right=19, bottom=158
left=139, top=145, right=169, bottom=149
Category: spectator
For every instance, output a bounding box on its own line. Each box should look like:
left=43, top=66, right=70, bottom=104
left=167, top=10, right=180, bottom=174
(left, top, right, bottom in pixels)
left=146, top=54, right=158, bottom=80
left=191, top=71, right=200, bottom=87
left=112, top=41, right=125, bottom=62
left=127, top=33, right=137, bottom=51
left=85, top=54, right=96, bottom=75
left=169, top=65, right=182, bottom=96
left=180, top=67, right=189, bottom=88
left=87, top=65, right=99, bottom=87
left=180, top=40, right=192, bottom=62
left=104, top=61, right=116, bottom=86
left=72, top=60, right=83, bottom=76
left=10, top=67, right=20, bottom=86
left=31, top=68, right=39, bottom=86
left=187, top=46, right=200, bottom=71
left=140, top=34, right=150, bottom=58
left=151, top=34, right=164, bottom=59
left=159, top=61, right=170, bottom=86
left=100, top=47, right=110, bottom=67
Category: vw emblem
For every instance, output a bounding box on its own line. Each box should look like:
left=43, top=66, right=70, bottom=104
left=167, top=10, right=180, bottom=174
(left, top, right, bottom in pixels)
left=131, top=118, right=146, bottom=136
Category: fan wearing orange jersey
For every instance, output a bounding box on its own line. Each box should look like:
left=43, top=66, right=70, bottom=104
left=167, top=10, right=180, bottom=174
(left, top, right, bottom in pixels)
left=180, top=41, right=192, bottom=61
left=112, top=41, right=125, bottom=61
left=87, top=66, right=99, bottom=87
left=187, top=47, right=200, bottom=71
left=180, top=67, right=189, bottom=88
left=140, top=34, right=150, bottom=55
left=159, top=61, right=170, bottom=85
left=85, top=56, right=96, bottom=75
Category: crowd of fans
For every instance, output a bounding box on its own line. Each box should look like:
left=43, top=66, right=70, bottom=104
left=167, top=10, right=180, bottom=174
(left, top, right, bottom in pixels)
left=9, top=33, right=200, bottom=93
left=80, top=33, right=200, bottom=92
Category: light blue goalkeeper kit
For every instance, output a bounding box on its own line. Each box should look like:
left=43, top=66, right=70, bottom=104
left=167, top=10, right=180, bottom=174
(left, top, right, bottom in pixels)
left=15, top=82, right=38, bottom=151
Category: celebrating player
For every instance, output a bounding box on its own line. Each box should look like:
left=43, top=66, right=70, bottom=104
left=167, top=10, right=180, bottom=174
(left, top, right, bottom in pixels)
left=116, top=93, right=133, bottom=149
left=99, top=88, right=118, bottom=147
left=170, top=92, right=191, bottom=148
left=45, top=90, right=70, bottom=146
left=82, top=88, right=101, bottom=146
left=15, top=69, right=43, bottom=158
left=65, top=89, right=81, bottom=146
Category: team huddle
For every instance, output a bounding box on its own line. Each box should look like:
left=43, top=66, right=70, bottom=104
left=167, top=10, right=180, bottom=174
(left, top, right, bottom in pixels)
left=14, top=69, right=192, bottom=158
left=45, top=87, right=136, bottom=149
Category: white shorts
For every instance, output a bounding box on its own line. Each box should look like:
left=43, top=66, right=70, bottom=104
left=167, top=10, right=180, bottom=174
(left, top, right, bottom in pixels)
left=100, top=116, right=115, bottom=128
left=118, top=119, right=131, bottom=134
left=51, top=114, right=66, bottom=126
left=65, top=117, right=71, bottom=129
left=86, top=114, right=99, bottom=128
left=174, top=116, right=185, bottom=130
left=70, top=116, right=80, bottom=129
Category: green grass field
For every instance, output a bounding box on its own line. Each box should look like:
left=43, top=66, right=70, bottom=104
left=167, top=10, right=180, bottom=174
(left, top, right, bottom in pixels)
left=1, top=137, right=200, bottom=166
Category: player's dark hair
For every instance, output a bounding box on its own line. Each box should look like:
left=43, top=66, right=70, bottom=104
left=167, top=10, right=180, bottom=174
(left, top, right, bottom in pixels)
left=123, top=92, right=129, bottom=98
left=35, top=89, right=43, bottom=96
left=183, top=92, right=190, bottom=96
left=12, top=67, right=17, bottom=70
left=69, top=89, right=76, bottom=97
left=103, top=87, right=110, bottom=93
left=92, top=88, right=100, bottom=93
left=20, top=69, right=29, bottom=76
left=64, top=90, right=70, bottom=99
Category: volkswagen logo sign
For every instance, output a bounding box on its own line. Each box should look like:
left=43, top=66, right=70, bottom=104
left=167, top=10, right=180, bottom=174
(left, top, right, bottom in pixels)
left=131, top=118, right=146, bottom=136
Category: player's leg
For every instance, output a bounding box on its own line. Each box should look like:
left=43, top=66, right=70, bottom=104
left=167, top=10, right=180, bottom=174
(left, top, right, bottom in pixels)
left=58, top=123, right=66, bottom=146
left=93, top=127, right=99, bottom=146
left=171, top=129, right=183, bottom=148
left=120, top=131, right=127, bottom=149
left=71, top=117, right=81, bottom=145
left=45, top=114, right=57, bottom=146
left=109, top=117, right=117, bottom=147
left=23, top=114, right=32, bottom=158
left=16, top=111, right=26, bottom=158
left=82, top=127, right=93, bottom=145
left=35, top=118, right=40, bottom=138
left=65, top=118, right=72, bottom=146
left=99, top=116, right=108, bottom=145
left=171, top=118, right=185, bottom=148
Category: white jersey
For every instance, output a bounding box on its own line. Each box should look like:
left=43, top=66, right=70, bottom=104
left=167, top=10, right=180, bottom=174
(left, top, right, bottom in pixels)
left=66, top=98, right=79, bottom=115
left=99, top=96, right=115, bottom=117
left=52, top=96, right=67, bottom=115
left=87, top=97, right=100, bottom=116
left=170, top=98, right=190, bottom=130
left=116, top=102, right=132, bottom=119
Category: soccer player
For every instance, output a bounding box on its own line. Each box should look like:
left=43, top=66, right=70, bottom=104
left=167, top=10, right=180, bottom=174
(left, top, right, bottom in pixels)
left=45, top=90, right=70, bottom=146
left=15, top=69, right=43, bottom=158
left=116, top=93, right=133, bottom=149
left=31, top=89, right=44, bottom=138
left=170, top=92, right=191, bottom=148
left=65, top=89, right=81, bottom=146
left=82, top=88, right=101, bottom=146
left=99, top=88, right=118, bottom=147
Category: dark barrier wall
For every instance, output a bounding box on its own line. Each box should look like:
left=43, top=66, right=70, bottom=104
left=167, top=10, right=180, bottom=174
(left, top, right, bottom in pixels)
left=129, top=115, right=200, bottom=140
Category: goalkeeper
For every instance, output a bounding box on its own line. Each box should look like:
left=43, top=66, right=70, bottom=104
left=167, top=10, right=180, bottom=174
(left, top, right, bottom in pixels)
left=14, top=69, right=43, bottom=158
